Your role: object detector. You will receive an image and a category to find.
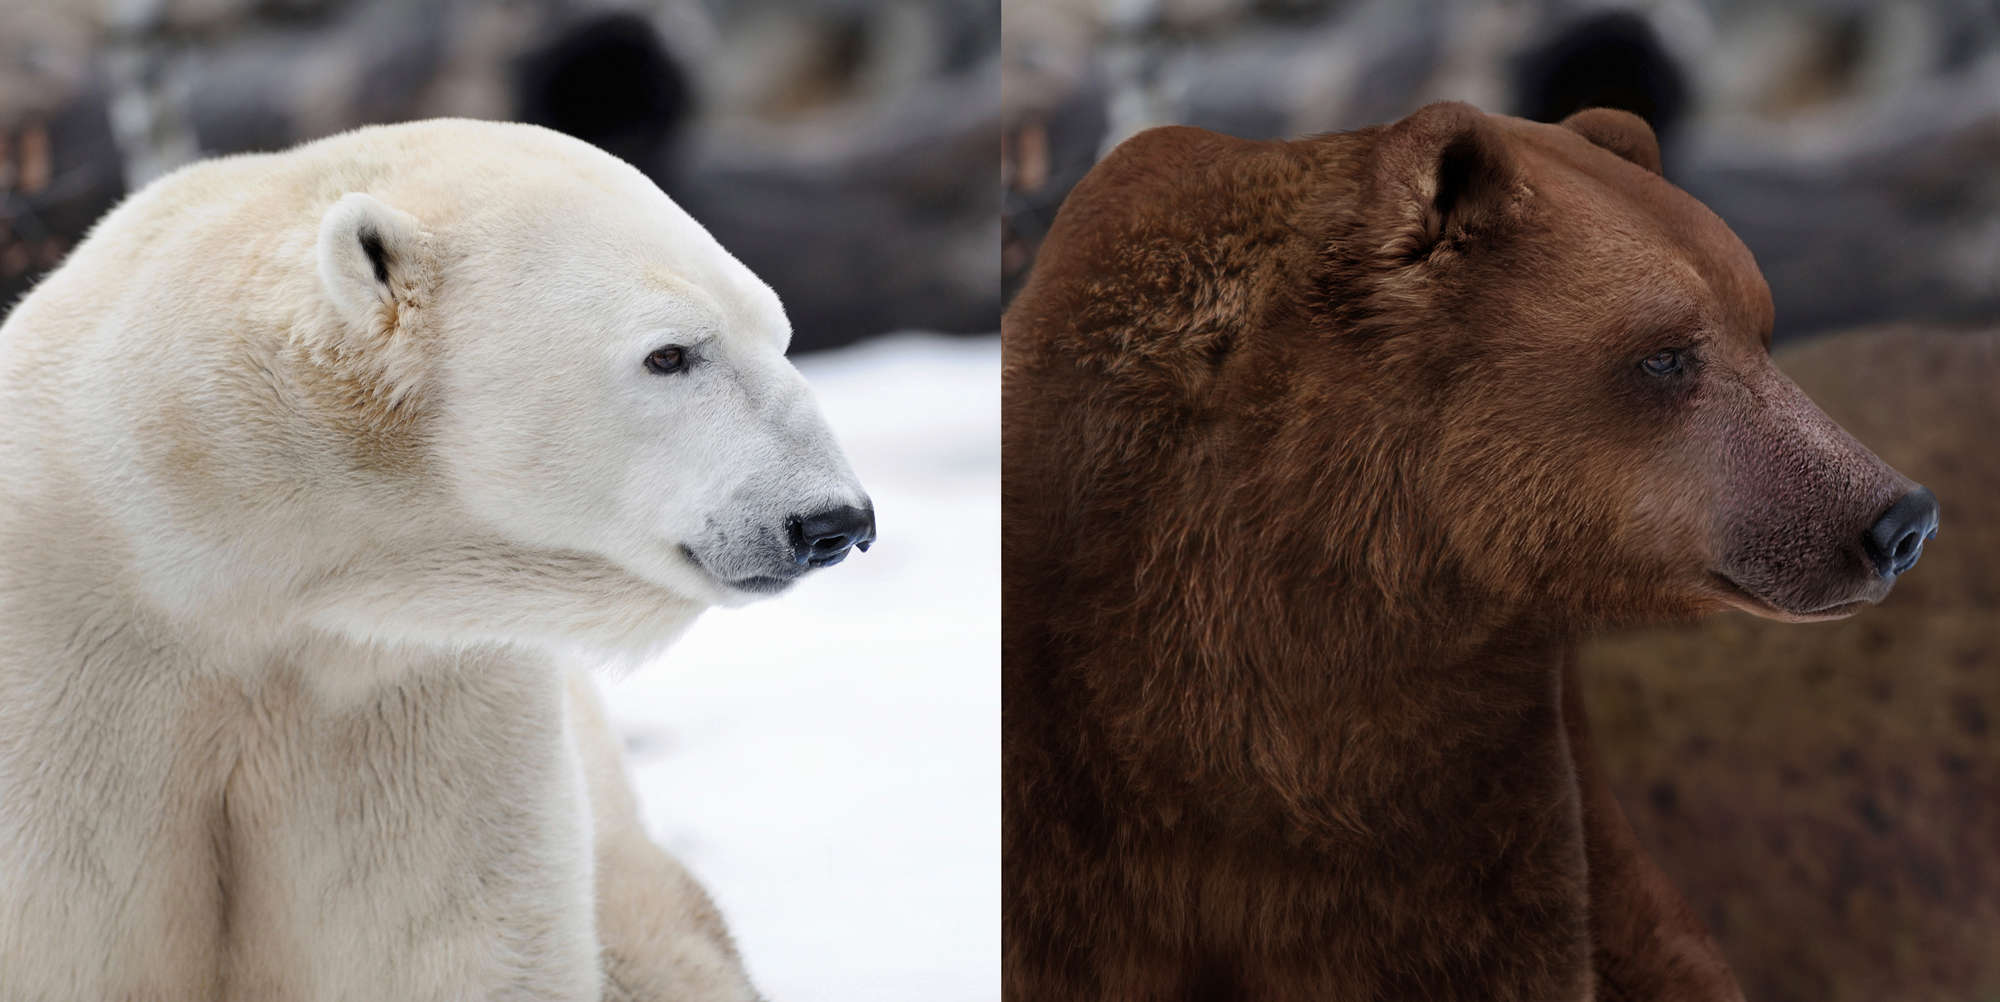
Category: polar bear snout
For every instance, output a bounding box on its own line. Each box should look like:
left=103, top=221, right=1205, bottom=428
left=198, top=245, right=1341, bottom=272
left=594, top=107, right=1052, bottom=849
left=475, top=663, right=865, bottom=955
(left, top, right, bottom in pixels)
left=679, top=494, right=874, bottom=600
left=788, top=503, right=876, bottom=568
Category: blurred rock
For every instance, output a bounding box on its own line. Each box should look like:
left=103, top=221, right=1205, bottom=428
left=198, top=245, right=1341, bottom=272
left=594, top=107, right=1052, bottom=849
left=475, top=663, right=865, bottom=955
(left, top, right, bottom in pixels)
left=0, top=4, right=125, bottom=309
left=1581, top=326, right=2000, bottom=1002
left=702, top=0, right=995, bottom=121
left=512, top=7, right=695, bottom=184
left=1681, top=102, right=2000, bottom=343
left=676, top=57, right=999, bottom=349
left=683, top=0, right=1001, bottom=349
left=0, top=95, right=125, bottom=311
left=1512, top=8, right=1688, bottom=146
left=1002, top=41, right=1104, bottom=304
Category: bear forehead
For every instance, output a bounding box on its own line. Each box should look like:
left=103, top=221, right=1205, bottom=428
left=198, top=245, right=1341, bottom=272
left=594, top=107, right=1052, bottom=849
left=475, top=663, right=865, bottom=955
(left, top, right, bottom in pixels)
left=1016, top=108, right=1776, bottom=373
left=1481, top=116, right=1775, bottom=341
left=452, top=173, right=790, bottom=350
left=319, top=120, right=789, bottom=349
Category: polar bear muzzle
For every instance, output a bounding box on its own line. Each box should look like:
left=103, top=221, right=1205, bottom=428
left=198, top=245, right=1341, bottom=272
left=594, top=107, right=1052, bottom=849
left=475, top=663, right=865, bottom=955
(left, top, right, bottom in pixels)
left=680, top=499, right=876, bottom=597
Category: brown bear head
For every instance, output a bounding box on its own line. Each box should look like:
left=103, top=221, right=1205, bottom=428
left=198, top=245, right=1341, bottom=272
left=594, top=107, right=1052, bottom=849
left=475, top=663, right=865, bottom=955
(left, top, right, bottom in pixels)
left=1005, top=102, right=1935, bottom=637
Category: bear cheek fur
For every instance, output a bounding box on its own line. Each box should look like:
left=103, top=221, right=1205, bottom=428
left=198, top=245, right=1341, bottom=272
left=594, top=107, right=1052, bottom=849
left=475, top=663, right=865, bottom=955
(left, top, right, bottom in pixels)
left=1424, top=357, right=1712, bottom=628
left=1295, top=230, right=1709, bottom=631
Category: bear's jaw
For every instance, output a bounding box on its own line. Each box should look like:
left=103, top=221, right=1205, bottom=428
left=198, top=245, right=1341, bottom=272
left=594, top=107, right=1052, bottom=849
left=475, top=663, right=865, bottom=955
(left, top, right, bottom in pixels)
left=675, top=543, right=799, bottom=602
left=296, top=539, right=709, bottom=662
left=1700, top=571, right=1882, bottom=624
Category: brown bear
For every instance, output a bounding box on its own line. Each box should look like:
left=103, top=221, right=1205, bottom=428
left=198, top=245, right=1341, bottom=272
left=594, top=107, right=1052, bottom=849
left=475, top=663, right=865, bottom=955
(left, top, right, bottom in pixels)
left=1002, top=102, right=1939, bottom=1001
left=1580, top=327, right=2000, bottom=1002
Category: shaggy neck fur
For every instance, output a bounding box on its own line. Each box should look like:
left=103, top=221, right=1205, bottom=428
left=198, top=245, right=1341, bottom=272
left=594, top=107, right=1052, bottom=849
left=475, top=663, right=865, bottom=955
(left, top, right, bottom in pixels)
left=1007, top=124, right=1571, bottom=807
left=1003, top=123, right=1595, bottom=998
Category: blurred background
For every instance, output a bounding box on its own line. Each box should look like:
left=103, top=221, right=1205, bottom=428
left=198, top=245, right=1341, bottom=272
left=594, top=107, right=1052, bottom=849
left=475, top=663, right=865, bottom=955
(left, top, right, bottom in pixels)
left=1, top=1, right=999, bottom=999
left=1005, top=2, right=1999, bottom=1000
left=1004, top=0, right=2000, bottom=339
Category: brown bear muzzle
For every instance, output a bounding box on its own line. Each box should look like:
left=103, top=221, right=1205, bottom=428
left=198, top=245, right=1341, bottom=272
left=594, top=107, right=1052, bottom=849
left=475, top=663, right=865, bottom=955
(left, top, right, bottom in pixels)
left=1703, top=365, right=1938, bottom=622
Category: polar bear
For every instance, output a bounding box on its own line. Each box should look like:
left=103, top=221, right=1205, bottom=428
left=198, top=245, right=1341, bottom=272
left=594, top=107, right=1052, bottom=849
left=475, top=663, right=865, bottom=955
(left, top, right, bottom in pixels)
left=0, top=119, right=874, bottom=1001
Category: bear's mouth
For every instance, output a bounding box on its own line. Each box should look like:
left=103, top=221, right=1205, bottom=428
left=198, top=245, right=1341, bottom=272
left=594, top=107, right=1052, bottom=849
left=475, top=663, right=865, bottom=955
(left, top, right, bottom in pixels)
left=677, top=544, right=797, bottom=596
left=1703, top=572, right=1875, bottom=623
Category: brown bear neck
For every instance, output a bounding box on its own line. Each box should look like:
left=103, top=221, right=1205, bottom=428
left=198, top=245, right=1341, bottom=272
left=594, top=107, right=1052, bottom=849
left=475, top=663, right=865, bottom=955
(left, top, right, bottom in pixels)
left=1006, top=487, right=1593, bottom=989
left=1007, top=366, right=1581, bottom=828
left=1087, top=538, right=1568, bottom=822
left=1004, top=217, right=1590, bottom=840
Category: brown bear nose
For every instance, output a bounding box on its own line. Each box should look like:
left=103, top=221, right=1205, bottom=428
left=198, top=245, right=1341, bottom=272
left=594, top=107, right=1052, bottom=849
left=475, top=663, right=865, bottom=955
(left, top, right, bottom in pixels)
left=1865, top=486, right=1939, bottom=577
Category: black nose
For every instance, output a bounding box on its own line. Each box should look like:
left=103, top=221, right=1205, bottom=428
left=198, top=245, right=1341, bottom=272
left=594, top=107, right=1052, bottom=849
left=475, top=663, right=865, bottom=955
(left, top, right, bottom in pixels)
left=1865, top=486, right=1939, bottom=577
left=788, top=504, right=876, bottom=569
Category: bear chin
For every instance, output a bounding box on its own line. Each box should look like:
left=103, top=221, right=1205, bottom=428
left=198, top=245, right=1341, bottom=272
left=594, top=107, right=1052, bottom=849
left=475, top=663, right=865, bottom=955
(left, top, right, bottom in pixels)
left=674, top=542, right=804, bottom=602
left=1702, top=571, right=1884, bottom=623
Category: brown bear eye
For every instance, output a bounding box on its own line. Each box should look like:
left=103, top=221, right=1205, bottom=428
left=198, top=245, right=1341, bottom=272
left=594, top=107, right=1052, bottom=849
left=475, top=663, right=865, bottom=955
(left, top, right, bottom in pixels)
left=1640, top=348, right=1683, bottom=376
left=644, top=345, right=689, bottom=375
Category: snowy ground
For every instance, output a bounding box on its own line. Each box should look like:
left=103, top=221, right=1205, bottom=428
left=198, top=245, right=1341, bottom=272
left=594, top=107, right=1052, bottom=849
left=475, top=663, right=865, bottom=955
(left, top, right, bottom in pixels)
left=596, top=334, right=1000, bottom=1002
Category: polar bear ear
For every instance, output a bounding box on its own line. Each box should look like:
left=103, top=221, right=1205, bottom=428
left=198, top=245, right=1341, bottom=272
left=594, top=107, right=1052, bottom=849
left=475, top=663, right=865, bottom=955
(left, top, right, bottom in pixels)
left=1374, top=101, right=1525, bottom=260
left=317, top=192, right=429, bottom=329
left=1559, top=107, right=1664, bottom=176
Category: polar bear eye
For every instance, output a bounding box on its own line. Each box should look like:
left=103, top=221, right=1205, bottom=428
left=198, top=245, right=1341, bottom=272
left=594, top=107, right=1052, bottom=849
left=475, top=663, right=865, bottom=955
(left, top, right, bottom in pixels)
left=1640, top=348, right=1684, bottom=377
left=644, top=345, right=689, bottom=376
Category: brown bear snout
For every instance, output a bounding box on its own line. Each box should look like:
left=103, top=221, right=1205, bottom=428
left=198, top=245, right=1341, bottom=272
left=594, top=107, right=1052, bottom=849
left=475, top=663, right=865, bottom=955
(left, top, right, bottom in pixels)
left=1866, top=486, right=1939, bottom=577
left=1708, top=367, right=1935, bottom=620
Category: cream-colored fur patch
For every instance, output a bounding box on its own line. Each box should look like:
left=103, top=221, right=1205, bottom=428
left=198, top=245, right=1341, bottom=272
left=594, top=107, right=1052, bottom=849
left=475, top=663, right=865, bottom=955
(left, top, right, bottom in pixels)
left=0, top=119, right=864, bottom=1001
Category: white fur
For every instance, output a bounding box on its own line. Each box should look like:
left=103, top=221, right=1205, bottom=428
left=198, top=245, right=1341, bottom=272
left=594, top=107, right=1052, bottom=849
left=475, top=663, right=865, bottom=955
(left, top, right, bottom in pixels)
left=0, top=119, right=864, bottom=1000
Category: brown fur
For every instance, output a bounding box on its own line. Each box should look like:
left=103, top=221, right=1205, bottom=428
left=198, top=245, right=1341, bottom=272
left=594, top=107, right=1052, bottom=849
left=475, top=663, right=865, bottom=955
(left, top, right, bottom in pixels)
left=1581, top=327, right=1999, bottom=1002
left=1003, top=103, right=1925, bottom=1000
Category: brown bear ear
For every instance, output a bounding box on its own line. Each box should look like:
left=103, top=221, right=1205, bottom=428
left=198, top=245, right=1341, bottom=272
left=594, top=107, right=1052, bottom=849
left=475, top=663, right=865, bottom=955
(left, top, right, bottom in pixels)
left=1558, top=107, right=1663, bottom=175
left=1374, top=101, right=1524, bottom=259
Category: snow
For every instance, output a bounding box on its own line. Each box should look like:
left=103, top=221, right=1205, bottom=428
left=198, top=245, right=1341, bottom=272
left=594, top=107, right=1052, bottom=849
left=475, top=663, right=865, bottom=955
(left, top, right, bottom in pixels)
left=598, top=334, right=1000, bottom=1002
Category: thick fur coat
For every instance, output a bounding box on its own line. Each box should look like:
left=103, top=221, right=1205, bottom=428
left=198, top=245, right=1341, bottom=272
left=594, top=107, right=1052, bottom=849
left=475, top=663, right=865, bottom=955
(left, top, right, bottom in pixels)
left=1003, top=103, right=1930, bottom=1000
left=0, top=119, right=870, bottom=1000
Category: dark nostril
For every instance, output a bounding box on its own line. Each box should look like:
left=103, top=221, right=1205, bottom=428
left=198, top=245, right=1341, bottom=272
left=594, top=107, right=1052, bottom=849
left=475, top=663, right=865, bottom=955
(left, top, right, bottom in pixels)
left=1865, top=486, right=1940, bottom=577
left=788, top=504, right=877, bottom=568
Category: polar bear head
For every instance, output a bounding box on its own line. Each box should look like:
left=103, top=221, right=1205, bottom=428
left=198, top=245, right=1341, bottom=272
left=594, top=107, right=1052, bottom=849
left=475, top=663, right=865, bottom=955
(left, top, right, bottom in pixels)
left=301, top=124, right=871, bottom=653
